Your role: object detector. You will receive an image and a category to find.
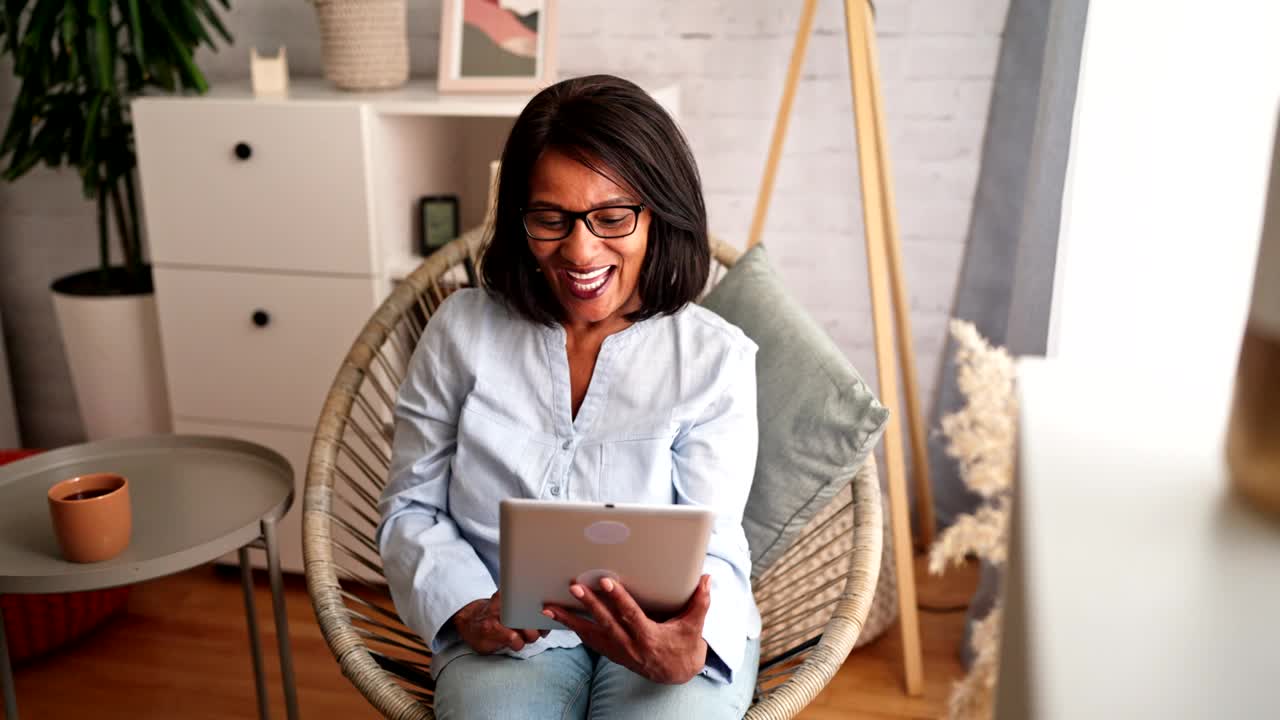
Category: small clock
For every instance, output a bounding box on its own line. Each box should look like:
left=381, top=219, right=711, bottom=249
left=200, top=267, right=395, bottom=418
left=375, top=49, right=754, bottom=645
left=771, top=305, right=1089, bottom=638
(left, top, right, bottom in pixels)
left=418, top=194, right=459, bottom=256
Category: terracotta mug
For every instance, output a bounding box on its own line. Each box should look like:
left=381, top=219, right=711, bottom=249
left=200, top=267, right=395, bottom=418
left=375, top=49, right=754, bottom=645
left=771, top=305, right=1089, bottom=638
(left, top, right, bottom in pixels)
left=47, top=473, right=132, bottom=563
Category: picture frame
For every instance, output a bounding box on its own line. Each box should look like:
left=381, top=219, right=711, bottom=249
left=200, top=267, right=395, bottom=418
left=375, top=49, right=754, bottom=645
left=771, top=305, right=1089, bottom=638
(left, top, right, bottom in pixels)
left=416, top=194, right=479, bottom=287
left=417, top=194, right=459, bottom=256
left=437, top=0, right=559, bottom=93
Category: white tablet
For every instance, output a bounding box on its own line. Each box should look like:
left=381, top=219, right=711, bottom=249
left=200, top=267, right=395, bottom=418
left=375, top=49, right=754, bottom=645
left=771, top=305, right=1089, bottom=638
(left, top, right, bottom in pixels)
left=499, top=499, right=714, bottom=630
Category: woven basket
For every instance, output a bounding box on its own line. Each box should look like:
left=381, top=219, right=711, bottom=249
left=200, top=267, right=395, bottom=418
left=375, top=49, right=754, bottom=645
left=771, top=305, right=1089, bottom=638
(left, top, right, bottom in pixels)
left=313, top=0, right=410, bottom=91
left=0, top=589, right=131, bottom=665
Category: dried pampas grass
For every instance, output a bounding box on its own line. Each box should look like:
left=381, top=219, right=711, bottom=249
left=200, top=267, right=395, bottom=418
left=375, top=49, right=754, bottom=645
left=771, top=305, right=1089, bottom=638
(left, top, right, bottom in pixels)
left=929, top=320, right=1018, bottom=720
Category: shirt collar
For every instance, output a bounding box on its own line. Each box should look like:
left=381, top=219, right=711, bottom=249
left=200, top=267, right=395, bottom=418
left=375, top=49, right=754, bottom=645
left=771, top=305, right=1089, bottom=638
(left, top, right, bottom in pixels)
left=543, top=311, right=658, bottom=349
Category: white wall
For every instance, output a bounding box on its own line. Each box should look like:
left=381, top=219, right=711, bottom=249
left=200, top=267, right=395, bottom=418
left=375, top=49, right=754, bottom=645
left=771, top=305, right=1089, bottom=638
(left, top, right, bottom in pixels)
left=1049, top=0, right=1280, bottom=395
left=0, top=0, right=1008, bottom=445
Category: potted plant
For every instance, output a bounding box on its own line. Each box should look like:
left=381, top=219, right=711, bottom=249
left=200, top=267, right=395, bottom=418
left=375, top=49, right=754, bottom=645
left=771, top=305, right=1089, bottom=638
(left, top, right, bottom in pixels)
left=0, top=2, right=231, bottom=439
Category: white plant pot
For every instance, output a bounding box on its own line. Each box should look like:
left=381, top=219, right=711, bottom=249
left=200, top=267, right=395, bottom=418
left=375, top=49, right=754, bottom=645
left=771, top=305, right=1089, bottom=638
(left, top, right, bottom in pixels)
left=51, top=280, right=172, bottom=441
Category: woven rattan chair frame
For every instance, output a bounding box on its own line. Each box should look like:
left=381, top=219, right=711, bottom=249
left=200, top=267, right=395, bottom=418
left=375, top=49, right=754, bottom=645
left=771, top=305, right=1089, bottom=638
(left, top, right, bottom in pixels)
left=303, top=227, right=884, bottom=719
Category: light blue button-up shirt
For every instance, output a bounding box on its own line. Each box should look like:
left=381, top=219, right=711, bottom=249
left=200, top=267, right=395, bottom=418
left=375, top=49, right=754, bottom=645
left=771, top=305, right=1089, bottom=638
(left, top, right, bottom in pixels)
left=377, top=288, right=761, bottom=684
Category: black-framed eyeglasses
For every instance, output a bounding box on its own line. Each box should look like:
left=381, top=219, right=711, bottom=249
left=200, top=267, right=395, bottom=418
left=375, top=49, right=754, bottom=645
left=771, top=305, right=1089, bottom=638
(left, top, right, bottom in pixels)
left=520, top=205, right=644, bottom=241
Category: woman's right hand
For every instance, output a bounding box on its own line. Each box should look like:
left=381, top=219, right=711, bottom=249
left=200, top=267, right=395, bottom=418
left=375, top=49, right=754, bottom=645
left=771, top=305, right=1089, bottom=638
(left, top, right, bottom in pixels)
left=452, top=591, right=544, bottom=654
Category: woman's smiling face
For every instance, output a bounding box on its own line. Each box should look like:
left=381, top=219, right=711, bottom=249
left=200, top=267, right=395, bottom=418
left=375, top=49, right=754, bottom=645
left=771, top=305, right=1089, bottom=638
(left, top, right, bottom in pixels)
left=525, top=149, right=649, bottom=330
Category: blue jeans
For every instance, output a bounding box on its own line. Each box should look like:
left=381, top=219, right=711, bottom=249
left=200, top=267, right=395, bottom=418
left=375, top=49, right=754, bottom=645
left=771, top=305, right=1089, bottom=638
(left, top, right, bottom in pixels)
left=434, top=639, right=759, bottom=720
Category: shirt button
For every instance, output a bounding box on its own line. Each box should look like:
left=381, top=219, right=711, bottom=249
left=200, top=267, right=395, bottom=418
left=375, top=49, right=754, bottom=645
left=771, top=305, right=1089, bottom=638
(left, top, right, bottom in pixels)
left=562, top=439, right=572, bottom=450
left=549, top=485, right=561, bottom=496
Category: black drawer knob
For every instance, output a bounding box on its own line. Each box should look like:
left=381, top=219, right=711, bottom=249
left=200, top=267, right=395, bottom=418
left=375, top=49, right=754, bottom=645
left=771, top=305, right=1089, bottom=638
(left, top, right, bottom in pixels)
left=251, top=309, right=270, bottom=327
left=234, top=142, right=252, bottom=160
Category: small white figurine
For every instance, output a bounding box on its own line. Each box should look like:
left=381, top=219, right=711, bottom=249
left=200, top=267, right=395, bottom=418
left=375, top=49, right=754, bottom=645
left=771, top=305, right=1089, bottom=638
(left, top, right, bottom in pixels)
left=251, top=47, right=290, bottom=97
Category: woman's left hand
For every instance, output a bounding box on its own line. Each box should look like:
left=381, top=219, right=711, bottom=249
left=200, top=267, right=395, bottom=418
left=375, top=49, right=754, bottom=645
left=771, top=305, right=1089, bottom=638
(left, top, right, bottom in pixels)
left=543, top=574, right=711, bottom=685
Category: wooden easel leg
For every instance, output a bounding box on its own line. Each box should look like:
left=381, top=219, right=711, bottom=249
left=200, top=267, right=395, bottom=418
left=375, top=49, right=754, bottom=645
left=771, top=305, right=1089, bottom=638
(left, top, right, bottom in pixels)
left=749, top=0, right=929, bottom=695
left=860, top=0, right=936, bottom=549
left=747, top=0, right=819, bottom=250
left=844, top=0, right=925, bottom=696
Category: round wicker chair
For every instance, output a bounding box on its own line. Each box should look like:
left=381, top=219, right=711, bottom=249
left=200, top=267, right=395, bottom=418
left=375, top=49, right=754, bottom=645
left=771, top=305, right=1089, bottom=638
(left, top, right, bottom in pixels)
left=303, top=227, right=884, bottom=719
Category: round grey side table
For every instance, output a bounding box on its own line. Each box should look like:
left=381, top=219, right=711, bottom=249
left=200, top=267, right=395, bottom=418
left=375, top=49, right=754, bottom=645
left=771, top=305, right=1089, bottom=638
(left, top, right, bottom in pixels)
left=0, top=435, right=299, bottom=720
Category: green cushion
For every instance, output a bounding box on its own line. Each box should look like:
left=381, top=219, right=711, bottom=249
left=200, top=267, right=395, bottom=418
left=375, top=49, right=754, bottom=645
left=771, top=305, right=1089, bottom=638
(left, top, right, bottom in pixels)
left=701, top=245, right=889, bottom=579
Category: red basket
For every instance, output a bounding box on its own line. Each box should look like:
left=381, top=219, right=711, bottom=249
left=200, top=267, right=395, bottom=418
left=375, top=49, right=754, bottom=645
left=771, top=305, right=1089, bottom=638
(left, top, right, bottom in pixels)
left=1, top=449, right=132, bottom=665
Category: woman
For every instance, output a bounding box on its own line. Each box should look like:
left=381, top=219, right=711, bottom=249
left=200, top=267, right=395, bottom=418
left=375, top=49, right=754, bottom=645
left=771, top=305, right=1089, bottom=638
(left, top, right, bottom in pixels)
left=378, top=74, right=760, bottom=719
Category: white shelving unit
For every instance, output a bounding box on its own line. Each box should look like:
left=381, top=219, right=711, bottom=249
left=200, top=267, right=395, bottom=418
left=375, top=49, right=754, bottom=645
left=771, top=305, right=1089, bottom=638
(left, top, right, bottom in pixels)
left=132, top=79, right=678, bottom=573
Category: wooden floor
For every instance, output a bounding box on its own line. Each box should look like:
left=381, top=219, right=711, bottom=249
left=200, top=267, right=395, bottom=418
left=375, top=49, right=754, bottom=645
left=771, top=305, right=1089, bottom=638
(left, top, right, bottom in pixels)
left=2, top=556, right=976, bottom=719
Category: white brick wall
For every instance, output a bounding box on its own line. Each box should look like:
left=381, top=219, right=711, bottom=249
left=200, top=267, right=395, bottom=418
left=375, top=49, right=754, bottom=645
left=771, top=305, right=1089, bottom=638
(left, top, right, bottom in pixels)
left=570, top=0, right=1008, bottom=400
left=0, top=0, right=1008, bottom=444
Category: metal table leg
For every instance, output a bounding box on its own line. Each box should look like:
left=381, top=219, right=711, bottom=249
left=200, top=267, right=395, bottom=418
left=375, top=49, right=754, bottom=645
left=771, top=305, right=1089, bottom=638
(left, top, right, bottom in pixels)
left=262, top=518, right=299, bottom=720
left=0, top=600, right=19, bottom=720
left=239, top=547, right=271, bottom=720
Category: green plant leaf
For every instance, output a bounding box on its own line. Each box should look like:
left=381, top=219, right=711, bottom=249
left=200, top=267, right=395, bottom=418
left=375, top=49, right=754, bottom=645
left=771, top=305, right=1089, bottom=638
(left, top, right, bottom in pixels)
left=151, top=64, right=175, bottom=92
left=123, top=51, right=143, bottom=91
left=17, top=1, right=59, bottom=77
left=0, top=93, right=33, bottom=157
left=57, top=5, right=80, bottom=80
left=52, top=31, right=70, bottom=80
left=6, top=116, right=58, bottom=178
left=0, top=0, right=231, bottom=283
left=80, top=160, right=99, bottom=199
left=79, top=92, right=103, bottom=167
left=2, top=0, right=26, bottom=56
left=126, top=0, right=144, bottom=66
left=87, top=0, right=112, bottom=90
left=172, top=3, right=212, bottom=49
left=4, top=145, right=43, bottom=181
left=2, top=105, right=36, bottom=178
left=196, top=0, right=231, bottom=45
left=39, top=97, right=73, bottom=168
left=149, top=5, right=206, bottom=93
left=67, top=101, right=85, bottom=167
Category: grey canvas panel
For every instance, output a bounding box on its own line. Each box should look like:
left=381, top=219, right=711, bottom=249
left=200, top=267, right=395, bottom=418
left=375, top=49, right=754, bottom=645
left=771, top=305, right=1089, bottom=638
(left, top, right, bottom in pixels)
left=930, top=0, right=1089, bottom=529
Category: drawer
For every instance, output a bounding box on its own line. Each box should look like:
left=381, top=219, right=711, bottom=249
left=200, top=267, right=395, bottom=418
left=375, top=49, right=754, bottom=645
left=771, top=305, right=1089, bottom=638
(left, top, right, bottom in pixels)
left=178, top=418, right=383, bottom=581
left=154, top=267, right=377, bottom=429
left=133, top=100, right=374, bottom=274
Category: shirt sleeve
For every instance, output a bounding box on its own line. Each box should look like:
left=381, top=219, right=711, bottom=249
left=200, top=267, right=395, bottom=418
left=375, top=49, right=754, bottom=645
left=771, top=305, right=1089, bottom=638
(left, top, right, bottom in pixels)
left=671, top=338, right=759, bottom=685
left=376, top=295, right=497, bottom=652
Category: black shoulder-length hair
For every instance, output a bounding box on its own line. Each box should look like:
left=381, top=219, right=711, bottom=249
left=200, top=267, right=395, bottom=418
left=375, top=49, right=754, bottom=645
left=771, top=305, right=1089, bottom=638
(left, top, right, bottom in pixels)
left=480, top=74, right=711, bottom=326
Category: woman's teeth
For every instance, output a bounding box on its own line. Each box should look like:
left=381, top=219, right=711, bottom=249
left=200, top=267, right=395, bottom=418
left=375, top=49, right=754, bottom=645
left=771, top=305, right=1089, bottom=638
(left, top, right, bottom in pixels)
left=567, top=267, right=611, bottom=281
left=567, top=267, right=613, bottom=292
